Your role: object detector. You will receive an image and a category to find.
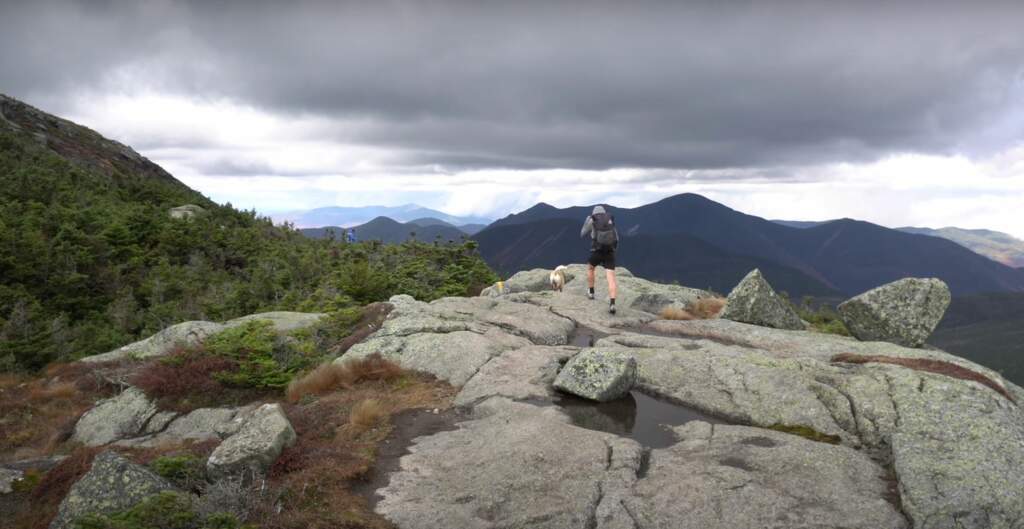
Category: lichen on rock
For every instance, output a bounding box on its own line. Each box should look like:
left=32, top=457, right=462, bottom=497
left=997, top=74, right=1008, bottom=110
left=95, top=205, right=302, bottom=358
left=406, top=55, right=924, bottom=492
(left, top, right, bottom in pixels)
left=838, top=277, right=951, bottom=347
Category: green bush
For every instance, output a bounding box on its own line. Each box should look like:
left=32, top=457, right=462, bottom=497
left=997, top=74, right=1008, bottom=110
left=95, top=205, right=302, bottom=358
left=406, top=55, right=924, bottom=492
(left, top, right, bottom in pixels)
left=785, top=295, right=851, bottom=337
left=206, top=321, right=311, bottom=389
left=797, top=305, right=851, bottom=337
left=0, top=128, right=499, bottom=372
left=150, top=455, right=204, bottom=489
left=73, top=491, right=244, bottom=529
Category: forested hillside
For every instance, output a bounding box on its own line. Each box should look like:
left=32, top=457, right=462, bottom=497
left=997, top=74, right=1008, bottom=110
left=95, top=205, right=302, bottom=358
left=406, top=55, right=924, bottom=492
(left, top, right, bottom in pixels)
left=0, top=97, right=496, bottom=372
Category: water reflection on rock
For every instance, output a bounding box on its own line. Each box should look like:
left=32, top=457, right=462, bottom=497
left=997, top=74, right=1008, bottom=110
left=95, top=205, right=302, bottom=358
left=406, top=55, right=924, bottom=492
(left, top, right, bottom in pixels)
left=555, top=390, right=723, bottom=448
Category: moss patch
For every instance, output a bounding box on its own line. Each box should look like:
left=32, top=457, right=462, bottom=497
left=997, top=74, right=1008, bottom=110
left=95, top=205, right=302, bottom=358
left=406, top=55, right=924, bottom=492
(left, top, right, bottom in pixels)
left=768, top=424, right=841, bottom=444
left=74, top=491, right=246, bottom=529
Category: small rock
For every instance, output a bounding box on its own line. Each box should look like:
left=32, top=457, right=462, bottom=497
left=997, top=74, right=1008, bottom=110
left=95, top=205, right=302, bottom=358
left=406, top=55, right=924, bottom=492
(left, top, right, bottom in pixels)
left=719, top=269, right=804, bottom=330
left=480, top=268, right=565, bottom=296
left=72, top=387, right=157, bottom=446
left=168, top=204, right=204, bottom=220
left=838, top=277, right=951, bottom=347
left=49, top=451, right=178, bottom=529
left=1, top=467, right=24, bottom=494
left=554, top=349, right=637, bottom=402
left=206, top=403, right=296, bottom=480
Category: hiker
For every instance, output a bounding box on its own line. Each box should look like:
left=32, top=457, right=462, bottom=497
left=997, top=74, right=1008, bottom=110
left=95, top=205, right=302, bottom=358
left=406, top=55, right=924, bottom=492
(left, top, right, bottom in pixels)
left=347, top=227, right=357, bottom=244
left=580, top=205, right=619, bottom=314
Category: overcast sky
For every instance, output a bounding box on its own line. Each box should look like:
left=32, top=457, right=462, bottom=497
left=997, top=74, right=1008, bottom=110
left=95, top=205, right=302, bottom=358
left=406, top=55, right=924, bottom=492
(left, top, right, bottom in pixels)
left=2, top=0, right=1023, bottom=235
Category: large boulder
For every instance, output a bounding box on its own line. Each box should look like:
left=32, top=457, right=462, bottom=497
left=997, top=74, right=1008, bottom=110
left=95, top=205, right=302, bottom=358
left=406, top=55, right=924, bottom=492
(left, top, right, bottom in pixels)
left=115, top=406, right=256, bottom=448
left=837, top=277, right=951, bottom=347
left=72, top=387, right=158, bottom=446
left=719, top=269, right=804, bottom=330
left=80, top=321, right=225, bottom=363
left=206, top=403, right=296, bottom=480
left=223, top=311, right=325, bottom=333
left=49, top=451, right=178, bottom=529
left=554, top=349, right=637, bottom=402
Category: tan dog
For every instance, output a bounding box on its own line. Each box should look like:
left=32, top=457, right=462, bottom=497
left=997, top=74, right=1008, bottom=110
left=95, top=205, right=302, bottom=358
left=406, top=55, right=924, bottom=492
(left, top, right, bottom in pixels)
left=549, top=265, right=568, bottom=292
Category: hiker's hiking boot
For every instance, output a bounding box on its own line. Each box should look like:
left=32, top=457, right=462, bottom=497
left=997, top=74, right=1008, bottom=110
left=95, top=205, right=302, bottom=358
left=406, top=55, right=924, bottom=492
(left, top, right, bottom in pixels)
left=587, top=291, right=595, bottom=300
left=609, top=303, right=616, bottom=315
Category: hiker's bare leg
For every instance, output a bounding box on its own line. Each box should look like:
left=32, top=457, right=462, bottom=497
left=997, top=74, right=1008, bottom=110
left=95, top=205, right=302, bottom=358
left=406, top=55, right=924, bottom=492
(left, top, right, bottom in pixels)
left=606, top=269, right=617, bottom=299
left=588, top=265, right=596, bottom=289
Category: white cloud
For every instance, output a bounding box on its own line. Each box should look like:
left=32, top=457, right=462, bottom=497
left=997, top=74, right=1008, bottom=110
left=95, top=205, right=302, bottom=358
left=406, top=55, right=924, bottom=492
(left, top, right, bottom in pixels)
left=63, top=92, right=1024, bottom=240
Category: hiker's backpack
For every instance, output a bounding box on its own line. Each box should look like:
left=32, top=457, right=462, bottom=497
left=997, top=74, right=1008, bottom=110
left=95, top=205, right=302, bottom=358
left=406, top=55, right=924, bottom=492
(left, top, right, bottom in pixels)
left=591, top=213, right=618, bottom=251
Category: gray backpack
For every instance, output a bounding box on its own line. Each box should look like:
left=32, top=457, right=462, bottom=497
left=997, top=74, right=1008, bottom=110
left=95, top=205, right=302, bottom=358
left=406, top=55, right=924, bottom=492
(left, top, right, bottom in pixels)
left=592, top=213, right=618, bottom=251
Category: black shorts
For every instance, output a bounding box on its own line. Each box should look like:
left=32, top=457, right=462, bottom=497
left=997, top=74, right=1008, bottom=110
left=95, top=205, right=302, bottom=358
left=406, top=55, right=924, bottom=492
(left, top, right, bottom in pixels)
left=588, top=249, right=616, bottom=270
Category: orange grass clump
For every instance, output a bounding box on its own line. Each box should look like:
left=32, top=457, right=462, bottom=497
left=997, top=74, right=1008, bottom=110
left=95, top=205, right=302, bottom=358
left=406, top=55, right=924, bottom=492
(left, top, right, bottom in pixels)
left=831, top=353, right=1015, bottom=403
left=0, top=362, right=126, bottom=460
left=285, top=354, right=404, bottom=404
left=659, top=306, right=696, bottom=320
left=659, top=297, right=727, bottom=321
left=347, top=398, right=388, bottom=433
left=691, top=297, right=727, bottom=319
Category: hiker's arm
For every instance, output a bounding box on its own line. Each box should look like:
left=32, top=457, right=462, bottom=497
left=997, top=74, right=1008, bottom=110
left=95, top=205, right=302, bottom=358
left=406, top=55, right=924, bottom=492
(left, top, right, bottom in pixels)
left=580, top=216, right=593, bottom=238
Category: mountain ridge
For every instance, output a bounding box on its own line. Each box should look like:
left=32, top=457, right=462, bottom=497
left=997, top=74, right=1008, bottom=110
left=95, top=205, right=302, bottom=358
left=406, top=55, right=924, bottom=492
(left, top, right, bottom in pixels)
left=476, top=194, right=1024, bottom=297
left=300, top=216, right=467, bottom=244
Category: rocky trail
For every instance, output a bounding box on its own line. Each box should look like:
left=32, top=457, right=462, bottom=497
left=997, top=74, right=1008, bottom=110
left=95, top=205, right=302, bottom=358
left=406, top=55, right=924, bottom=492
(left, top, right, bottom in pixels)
left=6, top=264, right=1024, bottom=529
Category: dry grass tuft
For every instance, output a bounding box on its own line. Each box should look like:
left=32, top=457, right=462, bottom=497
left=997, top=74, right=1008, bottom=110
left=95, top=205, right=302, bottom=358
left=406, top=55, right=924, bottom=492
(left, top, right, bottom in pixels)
left=659, top=306, right=696, bottom=320
left=262, top=367, right=456, bottom=529
left=128, top=347, right=272, bottom=413
left=832, top=353, right=1016, bottom=403
left=8, top=446, right=103, bottom=529
left=285, top=353, right=404, bottom=404
left=659, top=297, right=727, bottom=321
left=0, top=361, right=129, bottom=461
left=348, top=399, right=388, bottom=433
left=691, top=297, right=727, bottom=319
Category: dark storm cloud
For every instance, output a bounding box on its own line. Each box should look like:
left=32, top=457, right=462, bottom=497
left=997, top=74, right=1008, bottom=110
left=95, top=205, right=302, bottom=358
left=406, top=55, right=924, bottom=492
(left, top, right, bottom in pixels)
left=2, top=0, right=1023, bottom=172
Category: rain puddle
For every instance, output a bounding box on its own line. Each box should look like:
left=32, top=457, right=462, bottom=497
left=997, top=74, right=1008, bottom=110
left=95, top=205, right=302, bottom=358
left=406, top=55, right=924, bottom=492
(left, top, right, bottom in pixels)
left=562, top=324, right=724, bottom=448
left=554, top=390, right=723, bottom=449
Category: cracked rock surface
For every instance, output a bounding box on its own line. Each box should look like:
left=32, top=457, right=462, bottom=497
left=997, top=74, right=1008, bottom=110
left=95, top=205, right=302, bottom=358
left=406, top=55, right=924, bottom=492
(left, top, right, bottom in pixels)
left=627, top=421, right=907, bottom=529
left=346, top=267, right=1024, bottom=529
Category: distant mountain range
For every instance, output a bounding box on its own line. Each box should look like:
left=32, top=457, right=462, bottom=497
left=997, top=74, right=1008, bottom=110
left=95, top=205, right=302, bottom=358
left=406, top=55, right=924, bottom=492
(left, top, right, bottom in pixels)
left=774, top=220, right=1024, bottom=268
left=300, top=216, right=469, bottom=244
left=474, top=193, right=1024, bottom=298
left=896, top=227, right=1024, bottom=268
left=278, top=204, right=492, bottom=229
